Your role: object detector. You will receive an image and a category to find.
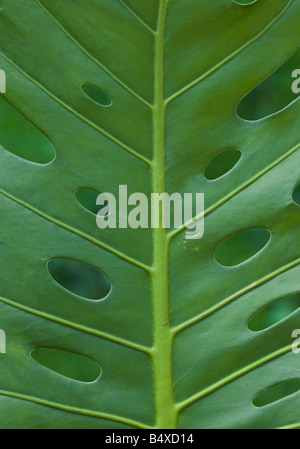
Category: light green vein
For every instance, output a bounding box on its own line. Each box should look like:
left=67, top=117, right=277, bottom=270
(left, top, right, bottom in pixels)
left=0, top=188, right=152, bottom=274
left=0, top=49, right=151, bottom=166
left=0, top=295, right=152, bottom=355
left=118, top=0, right=156, bottom=35
left=0, top=390, right=150, bottom=429
left=165, top=0, right=294, bottom=105
left=173, top=257, right=300, bottom=336
left=169, top=140, right=300, bottom=240
left=176, top=344, right=293, bottom=413
left=35, top=0, right=153, bottom=109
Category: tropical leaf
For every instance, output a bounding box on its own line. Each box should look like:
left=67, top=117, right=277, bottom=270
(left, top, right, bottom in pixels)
left=0, top=0, right=299, bottom=429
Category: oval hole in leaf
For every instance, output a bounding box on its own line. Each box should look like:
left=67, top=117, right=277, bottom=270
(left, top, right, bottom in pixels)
left=0, top=97, right=55, bottom=164
left=238, top=46, right=300, bottom=120
left=31, top=348, right=101, bottom=382
left=253, top=380, right=300, bottom=407
left=233, top=0, right=257, bottom=5
left=204, top=149, right=241, bottom=180
left=47, top=259, right=111, bottom=300
left=215, top=228, right=270, bottom=267
left=248, top=293, right=300, bottom=331
left=75, top=188, right=109, bottom=216
left=81, top=83, right=112, bottom=106
left=292, top=184, right=300, bottom=205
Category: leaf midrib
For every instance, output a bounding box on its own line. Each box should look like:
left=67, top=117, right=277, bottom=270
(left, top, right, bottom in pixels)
left=151, top=0, right=178, bottom=429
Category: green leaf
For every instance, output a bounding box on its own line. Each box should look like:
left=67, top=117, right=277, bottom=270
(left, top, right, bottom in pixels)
left=0, top=0, right=299, bottom=429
